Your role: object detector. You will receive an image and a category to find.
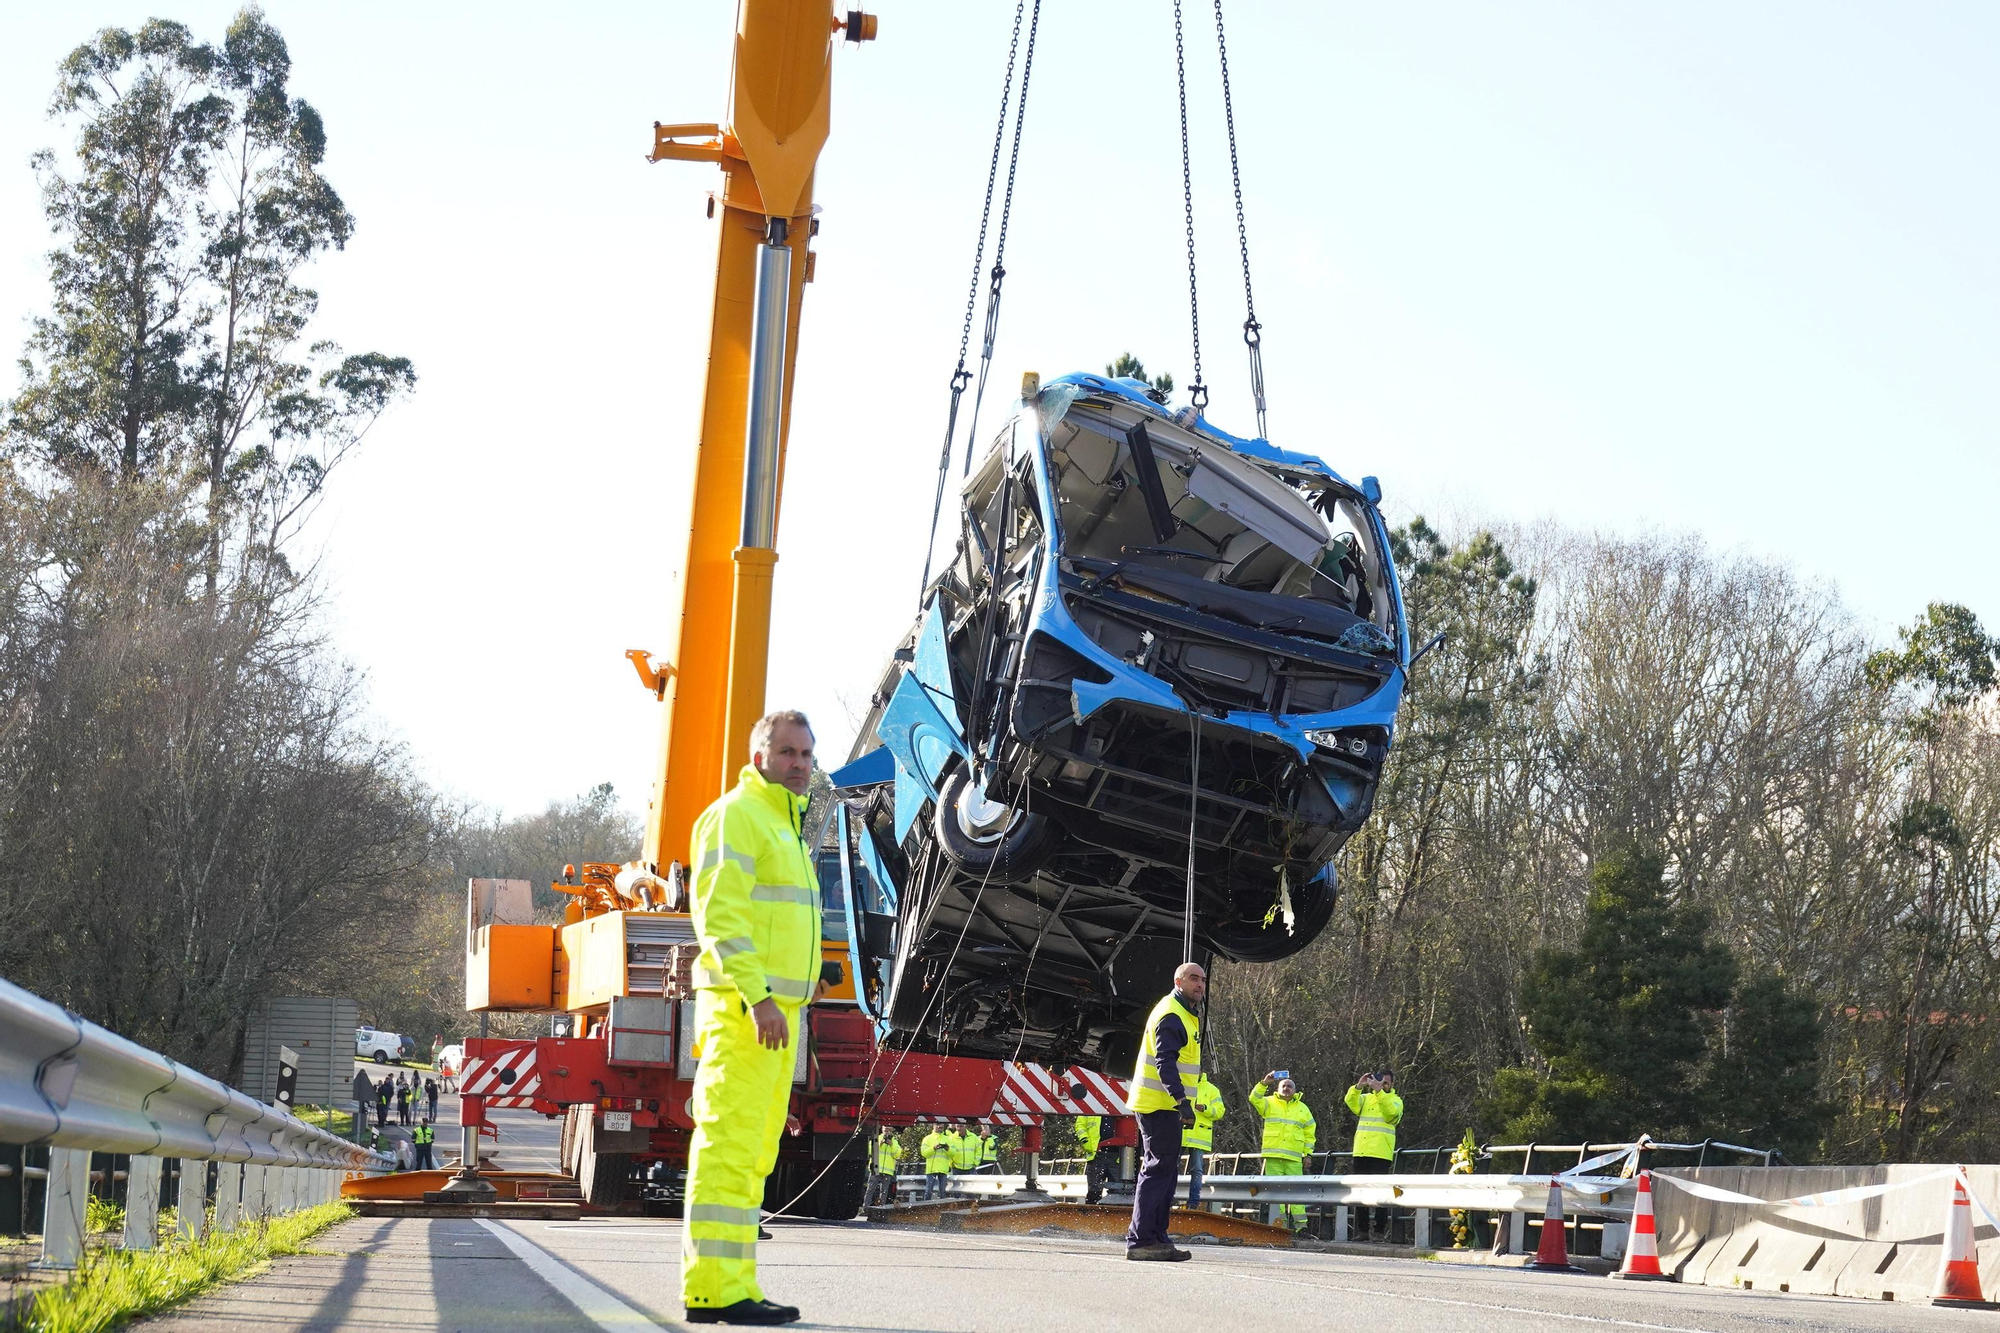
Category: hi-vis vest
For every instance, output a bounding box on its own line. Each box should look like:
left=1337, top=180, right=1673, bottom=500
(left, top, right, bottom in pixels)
left=981, top=1134, right=999, bottom=1164
left=951, top=1129, right=982, bottom=1170
left=876, top=1137, right=899, bottom=1174
left=1344, top=1086, right=1403, bottom=1161
left=1127, top=992, right=1202, bottom=1115
left=1183, top=1076, right=1225, bottom=1151
left=1075, top=1116, right=1102, bottom=1159
left=920, top=1131, right=952, bottom=1173
left=412, top=1124, right=434, bottom=1146
left=1249, top=1085, right=1317, bottom=1162
left=688, top=764, right=823, bottom=1009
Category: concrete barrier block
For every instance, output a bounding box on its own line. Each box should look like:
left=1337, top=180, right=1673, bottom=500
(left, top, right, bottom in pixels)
left=1829, top=1239, right=1901, bottom=1301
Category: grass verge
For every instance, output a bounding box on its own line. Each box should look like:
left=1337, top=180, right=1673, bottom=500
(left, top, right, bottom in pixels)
left=24, top=1201, right=354, bottom=1333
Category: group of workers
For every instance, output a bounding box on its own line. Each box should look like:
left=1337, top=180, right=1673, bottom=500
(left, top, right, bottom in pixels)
left=372, top=1070, right=438, bottom=1129
left=674, top=707, right=1414, bottom=1323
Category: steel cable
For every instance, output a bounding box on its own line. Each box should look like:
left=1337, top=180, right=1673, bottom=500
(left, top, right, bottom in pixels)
left=1211, top=0, right=1266, bottom=438
left=1172, top=0, right=1207, bottom=411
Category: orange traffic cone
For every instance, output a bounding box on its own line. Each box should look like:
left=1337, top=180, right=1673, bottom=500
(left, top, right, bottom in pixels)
left=1526, top=1176, right=1584, bottom=1273
left=1933, top=1174, right=1999, bottom=1309
left=1611, top=1170, right=1672, bottom=1281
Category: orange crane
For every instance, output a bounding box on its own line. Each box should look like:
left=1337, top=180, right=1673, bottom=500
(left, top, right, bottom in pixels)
left=412, top=3, right=1076, bottom=1218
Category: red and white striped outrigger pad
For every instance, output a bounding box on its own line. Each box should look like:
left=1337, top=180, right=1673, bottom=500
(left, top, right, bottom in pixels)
left=458, top=1044, right=541, bottom=1108
left=995, top=1063, right=1129, bottom=1119
left=913, top=1064, right=1130, bottom=1126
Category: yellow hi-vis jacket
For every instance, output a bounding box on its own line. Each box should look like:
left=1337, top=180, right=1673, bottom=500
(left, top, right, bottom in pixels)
left=688, top=764, right=823, bottom=1009
left=1075, top=1116, right=1102, bottom=1159
left=981, top=1134, right=999, bottom=1165
left=951, top=1128, right=982, bottom=1170
left=1248, top=1085, right=1317, bottom=1163
left=1127, top=992, right=1201, bottom=1115
left=876, top=1137, right=900, bottom=1174
left=920, top=1130, right=952, bottom=1174
left=1183, top=1076, right=1225, bottom=1152
left=1344, top=1086, right=1404, bottom=1161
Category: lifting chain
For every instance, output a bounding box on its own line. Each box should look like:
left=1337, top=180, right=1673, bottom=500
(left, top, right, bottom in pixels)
left=1172, top=0, right=1207, bottom=413
left=1212, top=0, right=1267, bottom=438
left=962, top=0, right=1043, bottom=477
left=919, top=0, right=1041, bottom=601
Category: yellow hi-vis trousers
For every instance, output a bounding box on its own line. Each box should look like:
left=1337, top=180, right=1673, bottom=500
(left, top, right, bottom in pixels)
left=1263, top=1155, right=1306, bottom=1229
left=681, top=989, right=798, bottom=1310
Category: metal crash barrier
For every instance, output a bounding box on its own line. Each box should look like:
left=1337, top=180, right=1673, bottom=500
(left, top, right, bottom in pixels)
left=0, top=976, right=391, bottom=1269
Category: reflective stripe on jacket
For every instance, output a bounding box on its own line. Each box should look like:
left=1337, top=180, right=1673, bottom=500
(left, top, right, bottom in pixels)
left=876, top=1138, right=900, bottom=1174
left=1248, top=1085, right=1317, bottom=1162
left=1075, top=1115, right=1102, bottom=1159
left=1343, top=1086, right=1403, bottom=1161
left=688, top=764, right=823, bottom=1008
left=1183, top=1076, right=1225, bottom=1151
left=920, top=1131, right=952, bottom=1173
left=1127, top=991, right=1202, bottom=1115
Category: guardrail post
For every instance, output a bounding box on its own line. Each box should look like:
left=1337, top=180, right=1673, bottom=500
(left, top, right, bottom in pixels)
left=1334, top=1205, right=1349, bottom=1242
left=37, top=1147, right=89, bottom=1270
left=279, top=1166, right=297, bottom=1215
left=216, top=1162, right=242, bottom=1229
left=244, top=1163, right=268, bottom=1221
left=177, top=1159, right=206, bottom=1241
left=1508, top=1208, right=1526, bottom=1253
left=123, top=1154, right=162, bottom=1250
left=0, top=1144, right=22, bottom=1236
left=1412, top=1206, right=1430, bottom=1248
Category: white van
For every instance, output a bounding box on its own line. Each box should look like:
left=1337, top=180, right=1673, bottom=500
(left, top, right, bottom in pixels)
left=355, top=1025, right=408, bottom=1064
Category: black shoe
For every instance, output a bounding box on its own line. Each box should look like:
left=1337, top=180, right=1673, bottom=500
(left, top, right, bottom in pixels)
left=757, top=1227, right=773, bottom=1240
left=1126, top=1243, right=1192, bottom=1262
left=685, top=1298, right=801, bottom=1325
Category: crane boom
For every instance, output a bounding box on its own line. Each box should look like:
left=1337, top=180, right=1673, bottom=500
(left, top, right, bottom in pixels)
left=640, top=2, right=874, bottom=874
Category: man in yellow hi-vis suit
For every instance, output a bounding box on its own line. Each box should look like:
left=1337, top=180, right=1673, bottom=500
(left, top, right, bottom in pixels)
left=867, top=1132, right=900, bottom=1208
left=919, top=1126, right=952, bottom=1199
left=1345, top=1070, right=1405, bottom=1241
left=1183, top=1074, right=1224, bottom=1208
left=952, top=1125, right=983, bottom=1175
left=1249, top=1072, right=1317, bottom=1231
left=681, top=710, right=827, bottom=1327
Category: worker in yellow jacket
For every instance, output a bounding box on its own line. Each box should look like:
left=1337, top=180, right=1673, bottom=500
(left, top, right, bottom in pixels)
left=980, top=1130, right=1001, bottom=1172
left=867, top=1133, right=901, bottom=1209
left=681, top=711, right=830, bottom=1326
left=1249, top=1072, right=1317, bottom=1231
left=919, top=1126, right=953, bottom=1199
left=951, top=1125, right=983, bottom=1175
left=1345, top=1070, right=1404, bottom=1241
left=1075, top=1115, right=1112, bottom=1203
left=1182, top=1075, right=1225, bottom=1208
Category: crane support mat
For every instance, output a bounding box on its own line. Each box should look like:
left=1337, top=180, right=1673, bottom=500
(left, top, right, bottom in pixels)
left=343, top=1169, right=590, bottom=1205
left=870, top=1199, right=1294, bottom=1247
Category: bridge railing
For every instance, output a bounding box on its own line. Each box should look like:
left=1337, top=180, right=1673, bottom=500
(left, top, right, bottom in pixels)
left=0, top=976, right=391, bottom=1269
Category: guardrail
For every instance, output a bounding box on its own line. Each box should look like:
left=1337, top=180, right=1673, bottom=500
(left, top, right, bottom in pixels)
left=894, top=1167, right=1639, bottom=1252
left=0, top=976, right=390, bottom=1270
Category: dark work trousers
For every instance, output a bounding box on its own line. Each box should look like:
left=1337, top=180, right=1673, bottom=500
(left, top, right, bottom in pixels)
left=1085, top=1150, right=1113, bottom=1204
left=1125, top=1109, right=1184, bottom=1250
left=376, top=1100, right=388, bottom=1129
left=427, top=1090, right=438, bottom=1119
left=1352, top=1153, right=1393, bottom=1237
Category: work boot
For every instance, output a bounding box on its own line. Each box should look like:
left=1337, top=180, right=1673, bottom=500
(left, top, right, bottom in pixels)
left=1126, top=1243, right=1192, bottom=1262
left=685, top=1298, right=801, bottom=1325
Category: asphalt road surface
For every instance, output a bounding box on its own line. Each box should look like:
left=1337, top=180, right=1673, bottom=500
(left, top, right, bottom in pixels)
left=139, top=1215, right=1980, bottom=1333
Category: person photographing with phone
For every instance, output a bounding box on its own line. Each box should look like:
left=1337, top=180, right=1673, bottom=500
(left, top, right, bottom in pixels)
left=1250, top=1071, right=1318, bottom=1231
left=1345, top=1070, right=1405, bottom=1241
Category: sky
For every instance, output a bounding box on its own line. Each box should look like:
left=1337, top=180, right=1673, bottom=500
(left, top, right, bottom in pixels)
left=2, top=2, right=1997, bottom=821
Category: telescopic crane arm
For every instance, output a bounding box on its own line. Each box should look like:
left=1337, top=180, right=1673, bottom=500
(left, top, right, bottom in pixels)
left=638, top=3, right=877, bottom=877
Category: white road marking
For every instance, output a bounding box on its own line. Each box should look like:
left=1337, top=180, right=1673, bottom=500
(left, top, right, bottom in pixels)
left=1206, top=1268, right=1730, bottom=1333
left=475, top=1219, right=663, bottom=1329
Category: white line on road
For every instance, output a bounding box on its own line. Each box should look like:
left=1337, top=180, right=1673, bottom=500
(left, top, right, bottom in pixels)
left=475, top=1219, right=665, bottom=1330
left=1197, top=1268, right=1730, bottom=1333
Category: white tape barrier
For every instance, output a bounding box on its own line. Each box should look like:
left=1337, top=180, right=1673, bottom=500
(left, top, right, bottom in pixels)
left=0, top=976, right=388, bottom=1171
left=1652, top=1166, right=1958, bottom=1211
